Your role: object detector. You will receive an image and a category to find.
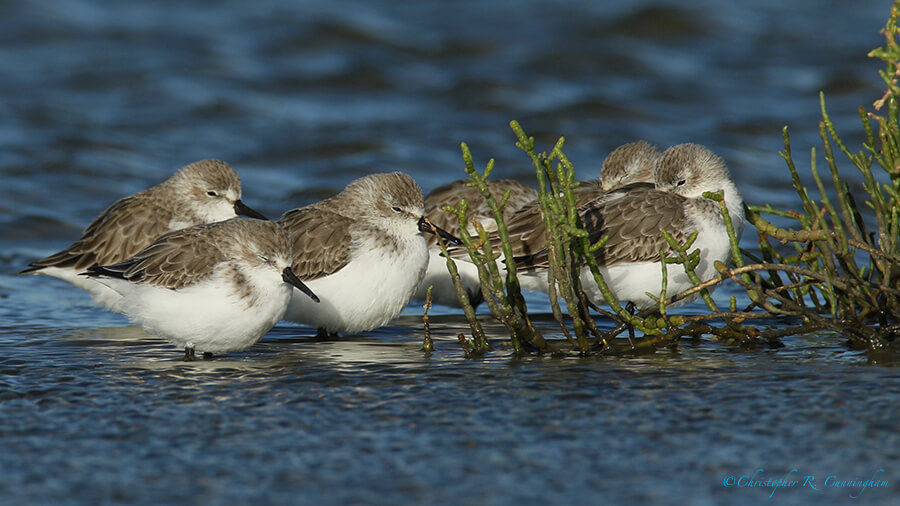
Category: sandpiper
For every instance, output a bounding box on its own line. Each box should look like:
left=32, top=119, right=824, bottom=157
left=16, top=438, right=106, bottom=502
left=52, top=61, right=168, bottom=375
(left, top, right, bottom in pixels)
left=21, top=159, right=267, bottom=309
left=278, top=172, right=458, bottom=336
left=469, top=140, right=662, bottom=247
left=84, top=218, right=318, bottom=360
left=457, top=143, right=744, bottom=310
left=414, top=142, right=658, bottom=308
left=412, top=178, right=538, bottom=307
left=595, top=140, right=661, bottom=191
left=560, top=140, right=662, bottom=207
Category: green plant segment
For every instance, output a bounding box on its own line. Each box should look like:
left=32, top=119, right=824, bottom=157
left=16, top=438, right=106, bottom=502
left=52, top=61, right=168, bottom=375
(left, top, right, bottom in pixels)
left=740, top=2, right=900, bottom=350
left=440, top=122, right=770, bottom=357
left=427, top=144, right=548, bottom=356
left=430, top=1, right=900, bottom=356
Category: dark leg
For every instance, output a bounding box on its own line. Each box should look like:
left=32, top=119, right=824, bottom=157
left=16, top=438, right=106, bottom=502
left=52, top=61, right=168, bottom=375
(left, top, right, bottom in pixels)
left=625, top=302, right=637, bottom=346
left=202, top=352, right=213, bottom=360
left=315, top=328, right=340, bottom=340
left=183, top=346, right=196, bottom=361
left=467, top=287, right=484, bottom=309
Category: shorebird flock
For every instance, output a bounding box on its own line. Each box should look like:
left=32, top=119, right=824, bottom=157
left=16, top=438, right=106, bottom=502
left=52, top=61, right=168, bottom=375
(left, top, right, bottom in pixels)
left=20, top=141, right=743, bottom=359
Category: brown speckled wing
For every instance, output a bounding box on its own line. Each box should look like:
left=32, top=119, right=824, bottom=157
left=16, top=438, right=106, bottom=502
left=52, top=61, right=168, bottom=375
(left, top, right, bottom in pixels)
left=582, top=188, right=692, bottom=266
left=499, top=201, right=550, bottom=260
left=86, top=224, right=226, bottom=289
left=473, top=182, right=654, bottom=260
left=515, top=187, right=694, bottom=270
left=23, top=193, right=175, bottom=273
left=277, top=206, right=353, bottom=281
left=424, top=181, right=477, bottom=236
left=425, top=179, right=537, bottom=243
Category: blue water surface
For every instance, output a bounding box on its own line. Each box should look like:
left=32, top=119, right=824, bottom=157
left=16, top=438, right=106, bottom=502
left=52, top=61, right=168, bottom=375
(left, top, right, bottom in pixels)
left=1, top=0, right=899, bottom=504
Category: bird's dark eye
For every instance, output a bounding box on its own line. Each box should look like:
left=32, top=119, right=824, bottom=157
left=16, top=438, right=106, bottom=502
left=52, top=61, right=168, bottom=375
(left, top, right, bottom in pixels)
left=207, top=191, right=218, bottom=197
left=676, top=179, right=686, bottom=186
left=258, top=255, right=270, bottom=264
left=391, top=206, right=402, bottom=213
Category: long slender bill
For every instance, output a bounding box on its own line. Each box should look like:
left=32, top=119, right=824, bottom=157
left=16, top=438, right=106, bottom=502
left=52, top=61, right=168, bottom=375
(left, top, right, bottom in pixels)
left=417, top=216, right=462, bottom=245
left=234, top=199, right=268, bottom=220
left=282, top=267, right=319, bottom=303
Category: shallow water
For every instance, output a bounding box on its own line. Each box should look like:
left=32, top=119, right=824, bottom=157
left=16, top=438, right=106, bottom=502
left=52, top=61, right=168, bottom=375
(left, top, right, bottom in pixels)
left=2, top=0, right=899, bottom=504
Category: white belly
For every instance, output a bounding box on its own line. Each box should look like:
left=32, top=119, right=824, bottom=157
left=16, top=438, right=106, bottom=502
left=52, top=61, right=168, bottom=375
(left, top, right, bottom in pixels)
left=29, top=266, right=124, bottom=310
left=412, top=249, right=481, bottom=308
left=284, top=235, right=429, bottom=333
left=98, top=268, right=293, bottom=354
left=520, top=220, right=733, bottom=310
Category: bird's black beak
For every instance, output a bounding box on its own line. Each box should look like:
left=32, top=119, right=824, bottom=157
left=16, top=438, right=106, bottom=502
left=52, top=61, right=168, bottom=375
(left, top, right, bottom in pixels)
left=234, top=200, right=268, bottom=220
left=282, top=267, right=319, bottom=303
left=418, top=216, right=462, bottom=245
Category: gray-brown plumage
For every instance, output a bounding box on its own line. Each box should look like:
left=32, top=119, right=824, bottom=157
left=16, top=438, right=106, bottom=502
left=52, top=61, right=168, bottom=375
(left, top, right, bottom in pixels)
left=422, top=179, right=538, bottom=243
left=450, top=143, right=744, bottom=309
left=470, top=140, right=660, bottom=265
left=509, top=186, right=697, bottom=271
left=501, top=143, right=741, bottom=268
left=413, top=179, right=538, bottom=307
left=84, top=218, right=316, bottom=358
left=20, top=159, right=266, bottom=308
left=86, top=218, right=315, bottom=299
left=277, top=207, right=355, bottom=281
left=87, top=220, right=236, bottom=290
left=278, top=172, right=449, bottom=334
left=278, top=172, right=429, bottom=281
left=23, top=159, right=264, bottom=273
left=597, top=140, right=662, bottom=191
left=564, top=140, right=661, bottom=204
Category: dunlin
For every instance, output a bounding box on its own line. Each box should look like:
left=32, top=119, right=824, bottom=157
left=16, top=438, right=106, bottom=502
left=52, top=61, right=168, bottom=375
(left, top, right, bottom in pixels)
left=21, top=159, right=266, bottom=309
left=556, top=140, right=662, bottom=208
left=413, top=142, right=658, bottom=308
left=412, top=179, right=537, bottom=307
left=84, top=218, right=317, bottom=360
left=457, top=143, right=744, bottom=310
left=278, top=172, right=457, bottom=336
left=594, top=140, right=661, bottom=192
